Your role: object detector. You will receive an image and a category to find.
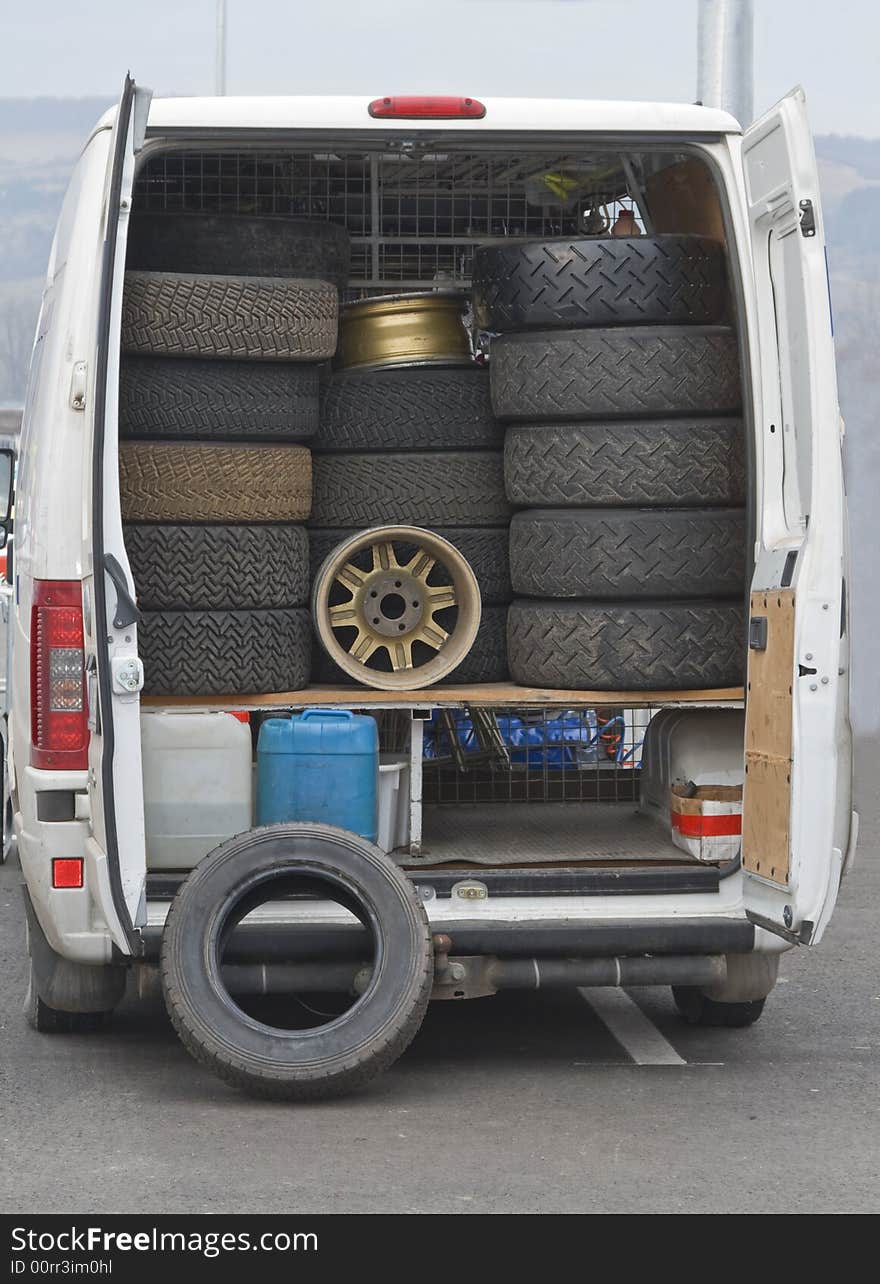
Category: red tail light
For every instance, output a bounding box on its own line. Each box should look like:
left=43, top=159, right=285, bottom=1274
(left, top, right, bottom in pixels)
left=368, top=96, right=486, bottom=120
left=31, top=580, right=89, bottom=770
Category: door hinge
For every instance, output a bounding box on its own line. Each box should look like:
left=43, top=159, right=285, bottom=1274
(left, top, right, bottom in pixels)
left=749, top=616, right=768, bottom=651
left=799, top=199, right=816, bottom=237
left=69, top=361, right=87, bottom=411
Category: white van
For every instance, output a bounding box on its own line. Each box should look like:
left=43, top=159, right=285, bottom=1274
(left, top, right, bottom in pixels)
left=5, top=81, right=855, bottom=1097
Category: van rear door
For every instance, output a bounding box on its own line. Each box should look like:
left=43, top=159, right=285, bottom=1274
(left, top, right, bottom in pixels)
left=86, top=76, right=151, bottom=951
left=740, top=87, right=853, bottom=944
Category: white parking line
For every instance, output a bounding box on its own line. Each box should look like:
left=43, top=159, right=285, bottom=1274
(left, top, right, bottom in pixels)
left=579, top=988, right=687, bottom=1066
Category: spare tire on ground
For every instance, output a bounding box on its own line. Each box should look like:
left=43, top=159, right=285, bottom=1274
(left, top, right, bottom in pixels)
left=119, top=441, right=312, bottom=524
left=127, top=213, right=351, bottom=288
left=308, top=526, right=511, bottom=605
left=504, top=418, right=746, bottom=508
left=125, top=523, right=310, bottom=612
left=473, top=234, right=727, bottom=331
left=317, top=366, right=502, bottom=452
left=119, top=356, right=320, bottom=442
left=506, top=599, right=745, bottom=690
left=310, top=451, right=510, bottom=528
left=139, top=607, right=311, bottom=696
left=122, top=271, right=338, bottom=361
left=160, top=824, right=432, bottom=1099
left=509, top=508, right=746, bottom=599
left=490, top=326, right=741, bottom=423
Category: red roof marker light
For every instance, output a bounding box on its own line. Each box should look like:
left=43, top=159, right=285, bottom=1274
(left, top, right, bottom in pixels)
left=369, top=96, right=486, bottom=120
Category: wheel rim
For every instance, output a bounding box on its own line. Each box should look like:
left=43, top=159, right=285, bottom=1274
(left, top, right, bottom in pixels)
left=339, top=292, right=471, bottom=371
left=312, top=525, right=482, bottom=690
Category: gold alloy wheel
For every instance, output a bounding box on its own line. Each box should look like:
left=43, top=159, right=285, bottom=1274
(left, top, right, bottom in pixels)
left=339, top=291, right=472, bottom=371
left=312, top=526, right=482, bottom=690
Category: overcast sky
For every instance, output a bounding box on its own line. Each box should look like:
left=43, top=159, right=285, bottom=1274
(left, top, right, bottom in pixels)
left=1, top=0, right=877, bottom=136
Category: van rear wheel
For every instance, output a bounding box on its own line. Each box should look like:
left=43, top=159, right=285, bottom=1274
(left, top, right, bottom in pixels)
left=672, top=987, right=766, bottom=1028
left=24, top=965, right=111, bottom=1034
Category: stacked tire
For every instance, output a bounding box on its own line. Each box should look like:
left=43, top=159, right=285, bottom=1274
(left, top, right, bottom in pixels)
left=473, top=234, right=748, bottom=691
left=309, top=364, right=511, bottom=683
left=120, top=214, right=350, bottom=696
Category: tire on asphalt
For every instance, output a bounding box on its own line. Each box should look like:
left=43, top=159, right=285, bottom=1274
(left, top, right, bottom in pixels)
left=672, top=989, right=766, bottom=1027
left=313, top=605, right=510, bottom=686
left=504, top=418, right=746, bottom=508
left=23, top=896, right=126, bottom=1030
left=473, top=234, right=727, bottom=331
left=490, top=326, right=741, bottom=423
left=506, top=599, right=746, bottom=690
left=125, top=523, right=310, bottom=611
left=119, top=356, right=320, bottom=442
left=119, top=442, right=312, bottom=524
left=509, top=508, right=746, bottom=600
left=308, top=526, right=511, bottom=605
left=127, top=213, right=351, bottom=287
left=160, top=823, right=433, bottom=1099
left=139, top=607, right=311, bottom=696
left=25, top=974, right=109, bottom=1033
left=317, top=366, right=503, bottom=452
left=310, top=452, right=510, bottom=528
left=121, top=271, right=338, bottom=361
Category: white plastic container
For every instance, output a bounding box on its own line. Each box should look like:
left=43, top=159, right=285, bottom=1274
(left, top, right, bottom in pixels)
left=141, top=712, right=253, bottom=870
left=377, top=754, right=411, bottom=854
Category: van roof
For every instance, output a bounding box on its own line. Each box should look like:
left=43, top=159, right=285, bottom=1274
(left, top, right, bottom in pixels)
left=94, top=94, right=741, bottom=138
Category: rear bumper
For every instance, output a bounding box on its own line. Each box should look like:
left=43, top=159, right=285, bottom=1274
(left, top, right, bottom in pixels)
left=139, top=911, right=754, bottom=961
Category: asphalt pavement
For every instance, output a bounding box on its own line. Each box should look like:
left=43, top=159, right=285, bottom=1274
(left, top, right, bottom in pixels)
left=1, top=742, right=878, bottom=1215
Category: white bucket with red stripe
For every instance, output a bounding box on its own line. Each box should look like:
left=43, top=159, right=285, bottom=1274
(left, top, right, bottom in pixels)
left=670, top=784, right=742, bottom=863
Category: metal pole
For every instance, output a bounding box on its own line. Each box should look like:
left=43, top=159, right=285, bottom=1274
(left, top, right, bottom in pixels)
left=215, top=0, right=227, bottom=96
left=697, top=0, right=754, bottom=126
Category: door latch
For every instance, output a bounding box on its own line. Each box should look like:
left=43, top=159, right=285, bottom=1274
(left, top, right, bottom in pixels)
left=112, top=656, right=144, bottom=696
left=799, top=199, right=816, bottom=237
left=69, top=361, right=87, bottom=411
left=748, top=616, right=768, bottom=651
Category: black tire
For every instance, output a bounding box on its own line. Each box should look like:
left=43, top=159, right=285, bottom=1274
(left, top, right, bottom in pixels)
left=672, top=987, right=766, bottom=1028
left=507, top=599, right=745, bottom=690
left=119, top=356, right=320, bottom=442
left=125, top=524, right=310, bottom=611
left=439, top=604, right=509, bottom=684
left=308, top=526, right=511, bottom=605
left=490, top=326, right=741, bottom=423
left=509, top=508, right=746, bottom=600
left=25, top=985, right=108, bottom=1033
left=310, top=452, right=511, bottom=528
left=313, top=605, right=510, bottom=686
left=127, top=213, right=351, bottom=288
left=139, top=608, right=311, bottom=696
left=473, top=235, right=727, bottom=331
left=160, top=824, right=432, bottom=1099
left=504, top=418, right=746, bottom=508
left=122, top=271, right=338, bottom=361
left=317, top=366, right=502, bottom=452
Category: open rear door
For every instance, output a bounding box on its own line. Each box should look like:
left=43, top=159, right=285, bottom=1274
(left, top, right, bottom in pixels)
left=85, top=76, right=152, bottom=952
left=740, top=87, right=854, bottom=945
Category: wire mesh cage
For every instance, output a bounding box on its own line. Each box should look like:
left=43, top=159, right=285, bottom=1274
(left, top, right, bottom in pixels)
left=376, top=706, right=657, bottom=806
left=133, top=146, right=645, bottom=289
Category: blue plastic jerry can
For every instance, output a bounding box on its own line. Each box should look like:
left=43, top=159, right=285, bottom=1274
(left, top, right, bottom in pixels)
left=256, top=708, right=379, bottom=841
